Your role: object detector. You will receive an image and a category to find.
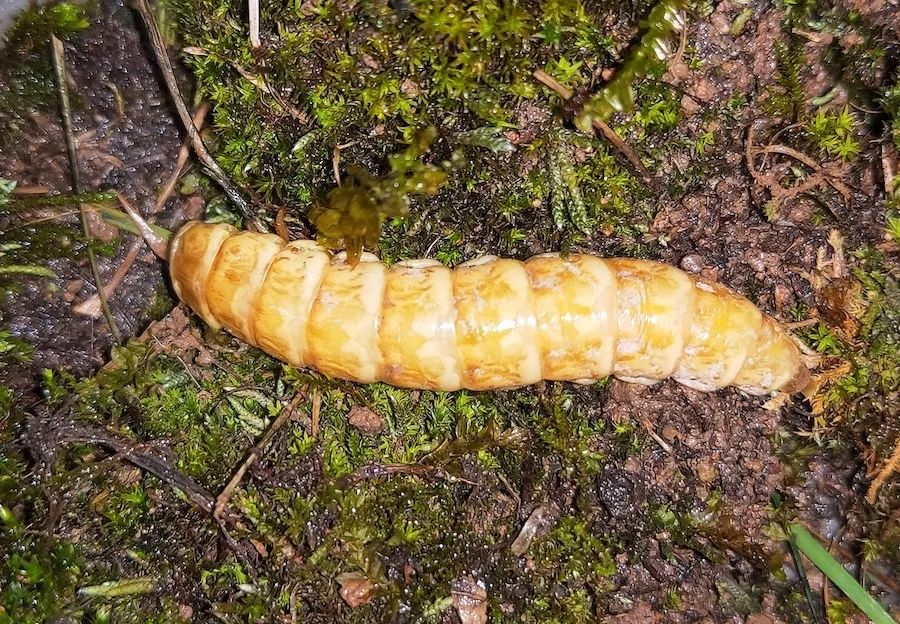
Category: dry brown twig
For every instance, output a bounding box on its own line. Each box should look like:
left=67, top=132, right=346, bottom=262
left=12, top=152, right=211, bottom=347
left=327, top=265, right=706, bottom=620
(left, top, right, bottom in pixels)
left=672, top=25, right=688, bottom=68
left=881, top=143, right=896, bottom=196
left=132, top=0, right=266, bottom=232
left=72, top=236, right=143, bottom=318
left=746, top=124, right=852, bottom=219
left=636, top=414, right=673, bottom=454
left=533, top=69, right=652, bottom=183
left=275, top=206, right=290, bottom=242
left=784, top=318, right=820, bottom=330
left=154, top=102, right=211, bottom=214
left=760, top=144, right=851, bottom=201
left=12, top=184, right=51, bottom=195
left=310, top=387, right=321, bottom=438
left=867, top=436, right=900, bottom=504
left=213, top=390, right=306, bottom=518
left=331, top=141, right=358, bottom=187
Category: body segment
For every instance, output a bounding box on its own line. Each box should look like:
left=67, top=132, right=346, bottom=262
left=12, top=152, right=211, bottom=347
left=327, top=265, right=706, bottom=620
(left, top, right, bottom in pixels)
left=169, top=221, right=809, bottom=395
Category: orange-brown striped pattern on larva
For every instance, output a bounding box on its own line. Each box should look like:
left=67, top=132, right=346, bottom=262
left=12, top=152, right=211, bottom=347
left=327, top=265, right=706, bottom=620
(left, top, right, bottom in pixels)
left=168, top=221, right=810, bottom=395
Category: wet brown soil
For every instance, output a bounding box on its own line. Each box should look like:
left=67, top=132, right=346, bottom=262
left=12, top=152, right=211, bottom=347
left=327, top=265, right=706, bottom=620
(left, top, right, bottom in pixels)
left=0, top=0, right=181, bottom=395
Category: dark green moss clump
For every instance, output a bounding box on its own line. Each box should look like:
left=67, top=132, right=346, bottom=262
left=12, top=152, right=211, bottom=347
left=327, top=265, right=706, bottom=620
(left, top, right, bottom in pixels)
left=0, top=386, right=82, bottom=624
left=310, top=126, right=452, bottom=263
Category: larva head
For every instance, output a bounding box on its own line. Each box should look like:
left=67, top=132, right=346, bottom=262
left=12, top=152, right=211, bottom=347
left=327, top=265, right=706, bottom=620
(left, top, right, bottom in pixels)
left=168, top=220, right=239, bottom=329
left=781, top=359, right=811, bottom=395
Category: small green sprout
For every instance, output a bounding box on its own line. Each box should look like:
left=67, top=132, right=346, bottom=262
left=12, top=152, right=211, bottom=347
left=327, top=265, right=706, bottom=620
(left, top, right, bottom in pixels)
left=807, top=106, right=861, bottom=161
left=887, top=215, right=900, bottom=242
left=693, top=130, right=715, bottom=155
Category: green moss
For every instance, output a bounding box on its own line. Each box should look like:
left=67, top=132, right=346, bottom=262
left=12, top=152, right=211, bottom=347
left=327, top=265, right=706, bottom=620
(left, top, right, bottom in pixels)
left=310, top=127, right=452, bottom=264
left=766, top=37, right=806, bottom=121
left=0, top=329, right=33, bottom=365
left=536, top=516, right=616, bottom=581
left=97, top=486, right=151, bottom=539
left=574, top=0, right=686, bottom=131
left=821, top=249, right=899, bottom=403
left=0, top=327, right=641, bottom=621
left=143, top=288, right=175, bottom=322
left=789, top=247, right=900, bottom=511
left=0, top=180, right=110, bottom=298
left=2, top=1, right=89, bottom=50
left=0, top=2, right=92, bottom=143
left=0, top=377, right=83, bottom=623
left=171, top=0, right=679, bottom=255
left=0, top=525, right=82, bottom=624
left=806, top=106, right=860, bottom=161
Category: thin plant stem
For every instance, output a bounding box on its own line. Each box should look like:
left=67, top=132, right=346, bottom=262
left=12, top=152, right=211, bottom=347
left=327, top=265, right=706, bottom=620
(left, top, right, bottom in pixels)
left=533, top=69, right=652, bottom=183
left=132, top=0, right=266, bottom=233
left=249, top=0, right=260, bottom=48
left=51, top=34, right=122, bottom=344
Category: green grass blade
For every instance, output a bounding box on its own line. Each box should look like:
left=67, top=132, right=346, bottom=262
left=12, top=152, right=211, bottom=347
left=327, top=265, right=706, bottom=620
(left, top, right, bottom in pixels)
left=789, top=523, right=897, bottom=624
left=6, top=190, right=117, bottom=210
left=78, top=575, right=156, bottom=597
left=99, top=206, right=172, bottom=241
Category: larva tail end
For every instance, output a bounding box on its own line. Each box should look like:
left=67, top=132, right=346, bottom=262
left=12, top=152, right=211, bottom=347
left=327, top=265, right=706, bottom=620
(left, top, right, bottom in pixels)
left=780, top=361, right=812, bottom=395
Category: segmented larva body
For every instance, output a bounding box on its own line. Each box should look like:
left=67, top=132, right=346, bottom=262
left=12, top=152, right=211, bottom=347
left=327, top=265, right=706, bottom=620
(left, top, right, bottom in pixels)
left=169, top=221, right=809, bottom=395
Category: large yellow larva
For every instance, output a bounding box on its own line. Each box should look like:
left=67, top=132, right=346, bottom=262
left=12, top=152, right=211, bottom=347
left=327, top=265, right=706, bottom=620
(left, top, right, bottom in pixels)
left=167, top=220, right=809, bottom=395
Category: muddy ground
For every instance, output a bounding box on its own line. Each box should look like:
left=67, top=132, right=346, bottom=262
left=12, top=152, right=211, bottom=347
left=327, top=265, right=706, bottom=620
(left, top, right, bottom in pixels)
left=0, top=0, right=898, bottom=622
left=0, top=0, right=180, bottom=394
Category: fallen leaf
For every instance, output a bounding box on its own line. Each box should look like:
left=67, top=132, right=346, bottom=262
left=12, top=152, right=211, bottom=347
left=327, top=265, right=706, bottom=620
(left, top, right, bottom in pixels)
left=336, top=572, right=375, bottom=607
left=452, top=576, right=488, bottom=624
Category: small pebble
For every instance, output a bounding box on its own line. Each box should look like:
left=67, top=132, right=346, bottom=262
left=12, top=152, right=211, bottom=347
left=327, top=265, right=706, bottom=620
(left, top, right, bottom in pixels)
left=680, top=254, right=704, bottom=274
left=348, top=405, right=384, bottom=435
